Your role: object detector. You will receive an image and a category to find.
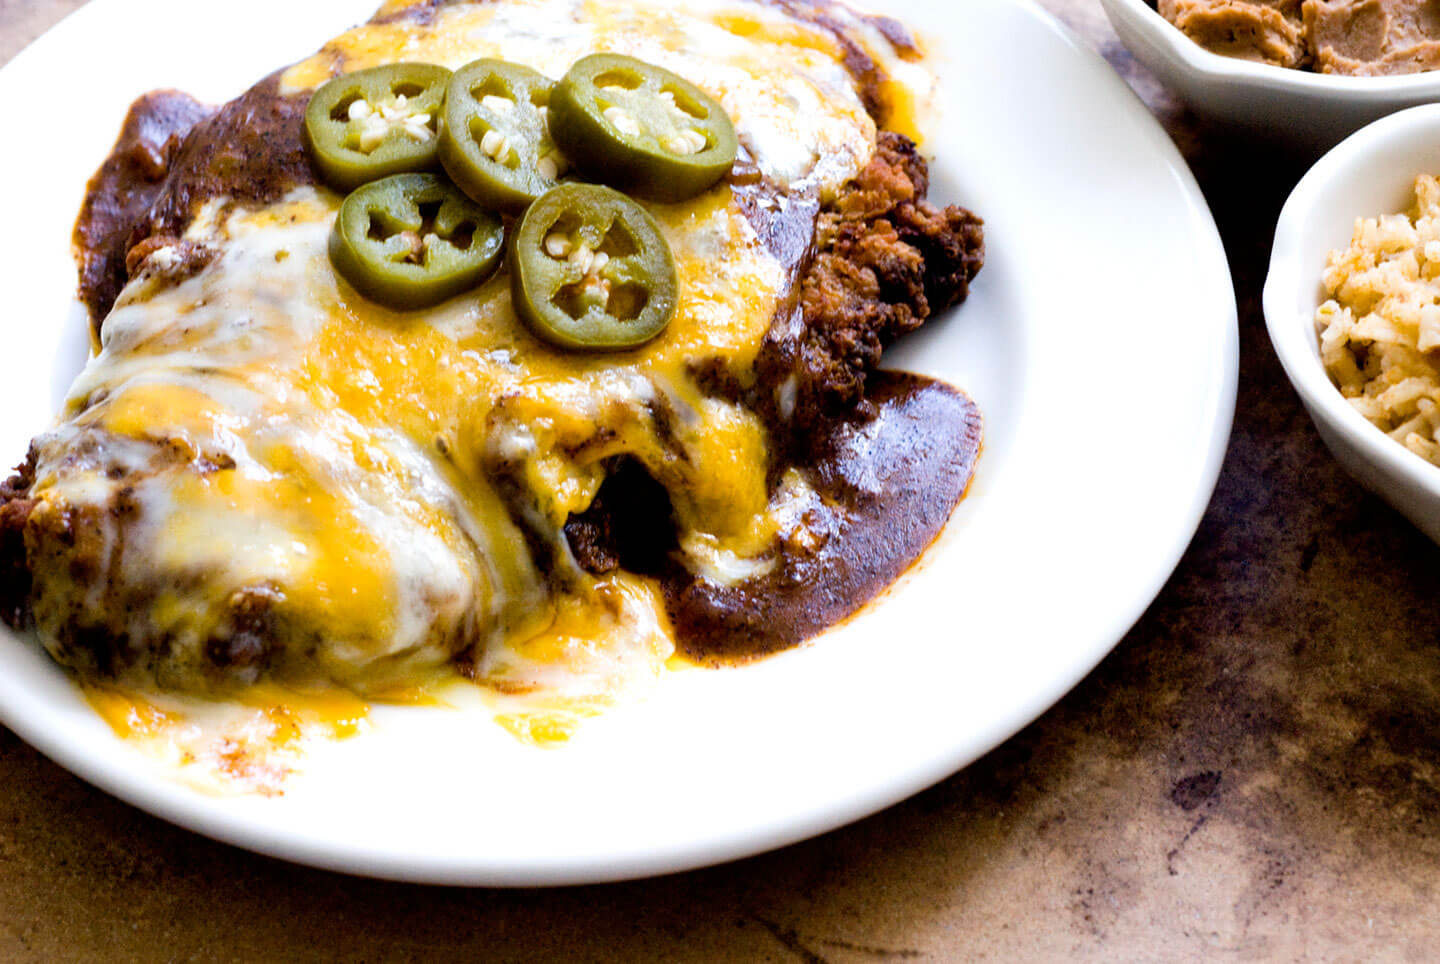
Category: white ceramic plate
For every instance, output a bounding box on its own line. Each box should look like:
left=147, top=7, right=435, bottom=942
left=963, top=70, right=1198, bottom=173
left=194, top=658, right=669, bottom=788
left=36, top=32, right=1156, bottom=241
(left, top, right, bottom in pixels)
left=1265, top=105, right=1440, bottom=543
left=0, top=0, right=1236, bottom=884
left=1100, top=0, right=1440, bottom=150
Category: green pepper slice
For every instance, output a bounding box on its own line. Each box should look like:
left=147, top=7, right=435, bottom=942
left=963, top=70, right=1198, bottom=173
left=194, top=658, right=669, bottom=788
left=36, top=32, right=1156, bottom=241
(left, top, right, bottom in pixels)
left=329, top=173, right=504, bottom=310
left=304, top=63, right=451, bottom=192
left=548, top=54, right=738, bottom=202
left=511, top=183, right=677, bottom=350
left=438, top=59, right=566, bottom=211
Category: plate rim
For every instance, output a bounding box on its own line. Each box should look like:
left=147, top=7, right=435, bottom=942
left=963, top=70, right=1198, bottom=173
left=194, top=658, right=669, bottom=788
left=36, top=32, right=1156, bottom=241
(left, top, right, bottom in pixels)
left=0, top=0, right=1237, bottom=885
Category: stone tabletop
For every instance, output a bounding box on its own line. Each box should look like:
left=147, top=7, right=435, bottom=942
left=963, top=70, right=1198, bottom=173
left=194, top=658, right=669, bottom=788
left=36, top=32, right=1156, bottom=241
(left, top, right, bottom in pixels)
left=3, top=1, right=1438, bottom=960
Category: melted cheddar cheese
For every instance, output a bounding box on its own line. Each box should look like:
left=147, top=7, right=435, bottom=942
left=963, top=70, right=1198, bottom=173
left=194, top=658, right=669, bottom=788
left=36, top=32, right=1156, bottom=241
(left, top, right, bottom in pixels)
left=282, top=0, right=887, bottom=197
left=25, top=0, right=930, bottom=779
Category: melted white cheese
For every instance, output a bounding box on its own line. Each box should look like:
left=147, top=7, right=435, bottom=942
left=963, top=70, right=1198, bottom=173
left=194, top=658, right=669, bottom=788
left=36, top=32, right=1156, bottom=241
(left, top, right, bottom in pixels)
left=282, top=0, right=880, bottom=197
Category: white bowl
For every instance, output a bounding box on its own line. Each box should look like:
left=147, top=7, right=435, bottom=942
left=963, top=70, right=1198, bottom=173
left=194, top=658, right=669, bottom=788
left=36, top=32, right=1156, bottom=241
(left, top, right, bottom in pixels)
left=1265, top=104, right=1440, bottom=542
left=1100, top=0, right=1440, bottom=149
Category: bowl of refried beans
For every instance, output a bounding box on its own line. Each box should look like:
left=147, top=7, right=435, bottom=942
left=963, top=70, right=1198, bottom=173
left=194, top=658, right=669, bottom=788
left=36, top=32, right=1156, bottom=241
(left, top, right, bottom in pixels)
left=1100, top=0, right=1440, bottom=148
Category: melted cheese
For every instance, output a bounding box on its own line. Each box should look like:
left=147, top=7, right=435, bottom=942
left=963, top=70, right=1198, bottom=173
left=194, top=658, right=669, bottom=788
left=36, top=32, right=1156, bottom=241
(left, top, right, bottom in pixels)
left=34, top=183, right=785, bottom=705
left=281, top=0, right=878, bottom=197
left=84, top=682, right=372, bottom=795
left=27, top=0, right=928, bottom=768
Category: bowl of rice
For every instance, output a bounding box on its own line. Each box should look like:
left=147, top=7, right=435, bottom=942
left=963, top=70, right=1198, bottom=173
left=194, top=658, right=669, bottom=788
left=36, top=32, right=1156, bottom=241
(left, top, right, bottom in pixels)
left=1266, top=103, right=1440, bottom=541
left=1100, top=0, right=1440, bottom=149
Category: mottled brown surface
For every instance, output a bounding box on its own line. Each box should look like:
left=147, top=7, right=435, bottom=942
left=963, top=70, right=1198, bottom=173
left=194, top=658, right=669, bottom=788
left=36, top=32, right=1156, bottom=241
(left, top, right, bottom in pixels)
left=1305, top=0, right=1440, bottom=75
left=4, top=0, right=1440, bottom=960
left=1159, top=0, right=1306, bottom=69
left=1156, top=0, right=1440, bottom=76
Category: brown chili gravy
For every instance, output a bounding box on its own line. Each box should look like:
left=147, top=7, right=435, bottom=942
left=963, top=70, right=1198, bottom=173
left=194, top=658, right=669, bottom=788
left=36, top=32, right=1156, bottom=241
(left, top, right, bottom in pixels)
left=62, top=5, right=982, bottom=666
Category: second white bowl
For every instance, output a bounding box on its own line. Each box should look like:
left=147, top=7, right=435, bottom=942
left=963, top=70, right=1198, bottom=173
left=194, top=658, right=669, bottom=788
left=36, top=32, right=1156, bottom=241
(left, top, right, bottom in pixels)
left=1265, top=104, right=1440, bottom=542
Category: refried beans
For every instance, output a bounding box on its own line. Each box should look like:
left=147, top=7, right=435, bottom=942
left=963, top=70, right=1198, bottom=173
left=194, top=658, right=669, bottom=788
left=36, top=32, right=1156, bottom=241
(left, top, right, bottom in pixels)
left=1157, top=0, right=1440, bottom=74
